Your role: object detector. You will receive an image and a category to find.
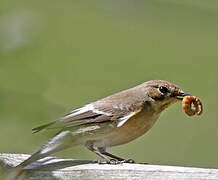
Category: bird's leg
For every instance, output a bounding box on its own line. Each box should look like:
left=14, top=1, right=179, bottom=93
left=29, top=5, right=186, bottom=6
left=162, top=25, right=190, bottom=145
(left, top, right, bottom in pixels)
left=85, top=142, right=129, bottom=164
left=98, top=147, right=135, bottom=163
left=85, top=142, right=111, bottom=163
left=98, top=147, right=124, bottom=161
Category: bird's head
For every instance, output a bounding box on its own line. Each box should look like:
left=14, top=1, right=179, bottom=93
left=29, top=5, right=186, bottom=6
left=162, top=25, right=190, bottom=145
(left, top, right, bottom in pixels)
left=142, top=80, right=190, bottom=113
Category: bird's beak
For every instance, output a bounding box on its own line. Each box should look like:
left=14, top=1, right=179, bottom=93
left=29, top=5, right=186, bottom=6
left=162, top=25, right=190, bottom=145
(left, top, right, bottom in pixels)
left=175, top=92, right=191, bottom=100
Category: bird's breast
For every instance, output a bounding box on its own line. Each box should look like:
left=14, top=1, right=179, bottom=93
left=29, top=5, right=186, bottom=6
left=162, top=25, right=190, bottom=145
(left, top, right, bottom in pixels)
left=93, top=110, right=160, bottom=148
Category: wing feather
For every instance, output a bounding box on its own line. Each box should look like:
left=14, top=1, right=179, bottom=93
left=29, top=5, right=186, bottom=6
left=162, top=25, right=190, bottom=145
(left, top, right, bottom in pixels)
left=32, top=89, right=144, bottom=133
left=32, top=104, right=114, bottom=132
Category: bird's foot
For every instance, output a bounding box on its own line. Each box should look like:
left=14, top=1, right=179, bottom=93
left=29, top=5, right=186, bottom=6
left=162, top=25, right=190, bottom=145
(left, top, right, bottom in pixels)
left=95, top=159, right=121, bottom=164
left=94, top=158, right=135, bottom=165
left=108, top=159, right=124, bottom=164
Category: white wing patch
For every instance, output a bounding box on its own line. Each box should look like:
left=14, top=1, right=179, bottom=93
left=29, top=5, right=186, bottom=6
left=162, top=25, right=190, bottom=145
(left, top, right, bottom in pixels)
left=117, top=112, right=136, bottom=127
left=63, top=104, right=111, bottom=119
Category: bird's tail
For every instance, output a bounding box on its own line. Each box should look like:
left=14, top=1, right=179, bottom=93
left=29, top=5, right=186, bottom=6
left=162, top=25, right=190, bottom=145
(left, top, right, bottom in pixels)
left=32, top=121, right=56, bottom=133
left=8, top=130, right=76, bottom=179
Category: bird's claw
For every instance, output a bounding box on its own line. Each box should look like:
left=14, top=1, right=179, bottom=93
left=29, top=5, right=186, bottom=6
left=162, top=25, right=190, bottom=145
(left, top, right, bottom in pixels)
left=108, top=159, right=122, bottom=164
left=95, top=158, right=135, bottom=164
left=96, top=159, right=121, bottom=164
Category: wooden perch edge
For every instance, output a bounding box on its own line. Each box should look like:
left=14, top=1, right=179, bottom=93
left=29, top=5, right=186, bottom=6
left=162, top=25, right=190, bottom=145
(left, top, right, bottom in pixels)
left=1, top=153, right=218, bottom=180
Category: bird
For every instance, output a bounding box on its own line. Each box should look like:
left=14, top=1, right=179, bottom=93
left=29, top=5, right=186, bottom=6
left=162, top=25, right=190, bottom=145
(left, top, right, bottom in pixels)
left=11, top=79, right=190, bottom=176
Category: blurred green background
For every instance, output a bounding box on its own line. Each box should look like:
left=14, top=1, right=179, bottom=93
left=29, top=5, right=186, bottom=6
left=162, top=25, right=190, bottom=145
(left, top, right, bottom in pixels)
left=0, top=0, right=218, bottom=168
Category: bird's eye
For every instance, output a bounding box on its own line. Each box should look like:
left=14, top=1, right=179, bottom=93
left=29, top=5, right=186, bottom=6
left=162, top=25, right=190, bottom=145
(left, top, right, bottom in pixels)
left=159, top=86, right=169, bottom=94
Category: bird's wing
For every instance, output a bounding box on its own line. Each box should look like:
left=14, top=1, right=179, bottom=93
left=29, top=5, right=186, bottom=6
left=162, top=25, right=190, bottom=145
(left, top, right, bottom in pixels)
left=32, top=90, right=143, bottom=133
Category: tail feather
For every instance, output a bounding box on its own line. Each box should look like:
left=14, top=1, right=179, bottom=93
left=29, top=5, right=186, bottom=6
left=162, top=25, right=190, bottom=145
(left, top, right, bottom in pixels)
left=12, top=131, right=75, bottom=178
left=32, top=122, right=55, bottom=133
